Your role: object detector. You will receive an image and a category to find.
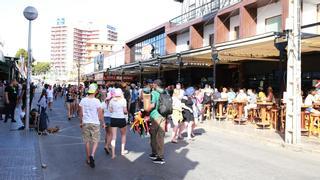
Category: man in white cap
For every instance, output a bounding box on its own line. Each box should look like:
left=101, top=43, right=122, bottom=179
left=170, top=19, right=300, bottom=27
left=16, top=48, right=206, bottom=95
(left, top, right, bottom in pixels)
left=79, top=83, right=105, bottom=168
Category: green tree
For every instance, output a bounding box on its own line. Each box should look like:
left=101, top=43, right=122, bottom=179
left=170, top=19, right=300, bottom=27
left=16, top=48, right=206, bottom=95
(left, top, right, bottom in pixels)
left=15, top=48, right=28, bottom=60
left=15, top=48, right=35, bottom=63
left=33, top=62, right=51, bottom=75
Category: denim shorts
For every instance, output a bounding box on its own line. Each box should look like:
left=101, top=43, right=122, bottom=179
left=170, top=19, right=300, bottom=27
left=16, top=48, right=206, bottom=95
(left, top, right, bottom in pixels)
left=104, top=117, right=111, bottom=126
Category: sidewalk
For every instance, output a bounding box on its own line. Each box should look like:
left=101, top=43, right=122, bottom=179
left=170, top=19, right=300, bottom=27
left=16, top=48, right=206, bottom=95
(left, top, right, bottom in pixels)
left=204, top=119, right=320, bottom=154
left=0, top=89, right=44, bottom=180
left=0, top=121, right=43, bottom=180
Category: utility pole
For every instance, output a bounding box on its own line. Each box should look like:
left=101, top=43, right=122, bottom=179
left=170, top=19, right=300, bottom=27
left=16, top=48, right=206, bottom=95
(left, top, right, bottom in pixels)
left=285, top=0, right=302, bottom=144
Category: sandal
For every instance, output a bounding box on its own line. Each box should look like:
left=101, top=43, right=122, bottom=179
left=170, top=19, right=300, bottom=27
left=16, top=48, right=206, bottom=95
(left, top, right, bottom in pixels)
left=171, top=140, right=178, bottom=144
left=104, top=147, right=110, bottom=155
left=121, top=150, right=129, bottom=156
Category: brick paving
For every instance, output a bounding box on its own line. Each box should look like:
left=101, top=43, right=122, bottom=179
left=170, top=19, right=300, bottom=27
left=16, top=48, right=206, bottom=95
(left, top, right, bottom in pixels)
left=0, top=126, right=43, bottom=180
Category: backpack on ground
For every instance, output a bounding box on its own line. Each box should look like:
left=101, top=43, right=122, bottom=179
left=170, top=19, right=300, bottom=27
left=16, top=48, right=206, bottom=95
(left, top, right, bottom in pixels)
left=158, top=91, right=173, bottom=117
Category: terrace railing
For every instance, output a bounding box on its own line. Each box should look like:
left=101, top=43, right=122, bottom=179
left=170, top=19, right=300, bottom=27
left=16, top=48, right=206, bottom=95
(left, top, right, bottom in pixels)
left=169, top=0, right=242, bottom=26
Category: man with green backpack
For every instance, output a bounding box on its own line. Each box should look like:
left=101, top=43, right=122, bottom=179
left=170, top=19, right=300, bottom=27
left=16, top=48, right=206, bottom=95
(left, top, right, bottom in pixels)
left=148, top=79, right=172, bottom=165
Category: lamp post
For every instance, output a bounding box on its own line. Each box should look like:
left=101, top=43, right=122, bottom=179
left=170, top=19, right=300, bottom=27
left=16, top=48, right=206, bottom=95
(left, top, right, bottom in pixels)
left=23, top=6, right=38, bottom=131
left=211, top=47, right=219, bottom=120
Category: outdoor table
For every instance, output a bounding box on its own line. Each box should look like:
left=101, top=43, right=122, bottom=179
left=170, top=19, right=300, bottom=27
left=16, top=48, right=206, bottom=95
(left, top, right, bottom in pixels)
left=214, top=98, right=228, bottom=121
left=233, top=100, right=247, bottom=125
left=256, top=102, right=273, bottom=129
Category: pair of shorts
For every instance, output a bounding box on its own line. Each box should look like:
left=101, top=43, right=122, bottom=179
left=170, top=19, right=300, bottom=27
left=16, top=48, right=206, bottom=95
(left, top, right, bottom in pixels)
left=48, top=97, right=53, bottom=103
left=104, top=117, right=111, bottom=127
left=110, top=118, right=127, bottom=128
left=82, top=123, right=100, bottom=143
left=171, top=109, right=183, bottom=126
left=183, top=110, right=194, bottom=122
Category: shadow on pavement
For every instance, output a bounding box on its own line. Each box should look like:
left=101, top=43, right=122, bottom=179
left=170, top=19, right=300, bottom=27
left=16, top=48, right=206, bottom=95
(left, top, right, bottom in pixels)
left=39, top=96, right=201, bottom=180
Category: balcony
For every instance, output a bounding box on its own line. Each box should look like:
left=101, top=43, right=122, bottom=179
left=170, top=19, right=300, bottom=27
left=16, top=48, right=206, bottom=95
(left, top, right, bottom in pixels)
left=169, top=0, right=242, bottom=26
left=169, top=0, right=220, bottom=26
left=219, top=0, right=241, bottom=9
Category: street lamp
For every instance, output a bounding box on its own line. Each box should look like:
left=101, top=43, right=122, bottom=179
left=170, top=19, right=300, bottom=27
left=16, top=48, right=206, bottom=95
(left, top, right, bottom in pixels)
left=23, top=6, right=38, bottom=131
left=211, top=47, right=219, bottom=120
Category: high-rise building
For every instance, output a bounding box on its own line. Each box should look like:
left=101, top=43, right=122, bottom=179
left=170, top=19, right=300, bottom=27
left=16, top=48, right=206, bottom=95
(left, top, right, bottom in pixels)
left=50, top=19, right=73, bottom=80
left=50, top=18, right=117, bottom=80
left=106, top=25, right=118, bottom=42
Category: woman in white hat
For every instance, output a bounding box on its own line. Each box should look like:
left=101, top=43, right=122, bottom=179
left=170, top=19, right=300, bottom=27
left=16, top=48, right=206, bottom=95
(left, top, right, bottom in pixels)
left=109, top=88, right=128, bottom=159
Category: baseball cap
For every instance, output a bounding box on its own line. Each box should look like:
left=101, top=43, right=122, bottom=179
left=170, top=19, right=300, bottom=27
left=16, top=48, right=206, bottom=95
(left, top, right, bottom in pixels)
left=87, top=83, right=98, bottom=94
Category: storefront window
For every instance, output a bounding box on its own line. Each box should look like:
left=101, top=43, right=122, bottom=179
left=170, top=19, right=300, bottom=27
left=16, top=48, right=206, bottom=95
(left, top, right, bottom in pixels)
left=134, top=33, right=166, bottom=62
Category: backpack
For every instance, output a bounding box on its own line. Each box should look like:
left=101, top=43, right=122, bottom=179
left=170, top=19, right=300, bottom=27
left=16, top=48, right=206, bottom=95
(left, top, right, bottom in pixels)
left=157, top=90, right=173, bottom=117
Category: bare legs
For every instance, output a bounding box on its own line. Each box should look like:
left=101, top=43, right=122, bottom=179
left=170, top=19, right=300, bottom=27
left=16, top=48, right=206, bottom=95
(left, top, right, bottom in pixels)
left=111, top=127, right=128, bottom=159
left=181, top=121, right=194, bottom=140
left=48, top=101, right=52, bottom=110
left=85, top=142, right=99, bottom=161
left=66, top=103, right=71, bottom=119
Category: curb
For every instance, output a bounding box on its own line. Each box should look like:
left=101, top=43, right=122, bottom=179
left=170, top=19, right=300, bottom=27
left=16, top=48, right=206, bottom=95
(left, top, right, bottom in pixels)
left=205, top=123, right=320, bottom=154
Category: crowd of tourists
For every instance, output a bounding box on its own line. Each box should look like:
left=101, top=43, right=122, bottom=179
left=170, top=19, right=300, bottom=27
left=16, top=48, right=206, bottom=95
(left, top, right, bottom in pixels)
left=0, top=79, right=36, bottom=130
left=3, top=78, right=320, bottom=168
left=73, top=80, right=280, bottom=167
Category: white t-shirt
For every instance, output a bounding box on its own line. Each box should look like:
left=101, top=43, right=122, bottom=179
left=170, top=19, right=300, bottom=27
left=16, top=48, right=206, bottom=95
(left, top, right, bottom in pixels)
left=47, top=89, right=54, bottom=98
left=101, top=102, right=111, bottom=117
left=221, top=92, right=228, bottom=99
left=79, top=97, right=101, bottom=125
left=109, top=98, right=127, bottom=119
left=305, top=94, right=315, bottom=107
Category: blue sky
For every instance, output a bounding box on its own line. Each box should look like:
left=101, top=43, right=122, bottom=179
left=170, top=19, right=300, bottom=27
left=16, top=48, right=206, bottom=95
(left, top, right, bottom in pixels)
left=0, top=0, right=181, bottom=60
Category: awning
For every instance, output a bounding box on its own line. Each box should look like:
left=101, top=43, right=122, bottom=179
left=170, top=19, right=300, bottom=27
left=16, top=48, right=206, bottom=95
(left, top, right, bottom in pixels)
left=108, top=29, right=320, bottom=74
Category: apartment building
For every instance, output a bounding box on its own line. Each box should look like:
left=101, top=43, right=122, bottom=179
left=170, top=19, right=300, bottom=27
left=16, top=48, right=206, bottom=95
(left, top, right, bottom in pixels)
left=50, top=19, right=73, bottom=80
left=107, top=25, right=118, bottom=42
left=50, top=18, right=118, bottom=80
left=118, top=0, right=320, bottom=87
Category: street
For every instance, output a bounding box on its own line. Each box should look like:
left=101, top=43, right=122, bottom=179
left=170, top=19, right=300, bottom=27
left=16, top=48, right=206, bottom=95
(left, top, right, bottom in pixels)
left=37, top=96, right=320, bottom=180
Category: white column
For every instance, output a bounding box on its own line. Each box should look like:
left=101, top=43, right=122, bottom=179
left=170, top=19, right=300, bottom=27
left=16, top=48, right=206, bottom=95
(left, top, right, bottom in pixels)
left=285, top=0, right=302, bottom=144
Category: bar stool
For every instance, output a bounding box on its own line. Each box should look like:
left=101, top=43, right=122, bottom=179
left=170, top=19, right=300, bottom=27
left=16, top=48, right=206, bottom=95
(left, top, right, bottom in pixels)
left=280, top=105, right=286, bottom=133
left=305, top=111, right=311, bottom=136
left=248, top=108, right=255, bottom=123
left=253, top=107, right=260, bottom=123
left=226, top=103, right=236, bottom=121
left=309, top=113, right=320, bottom=137
left=271, top=108, right=278, bottom=130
